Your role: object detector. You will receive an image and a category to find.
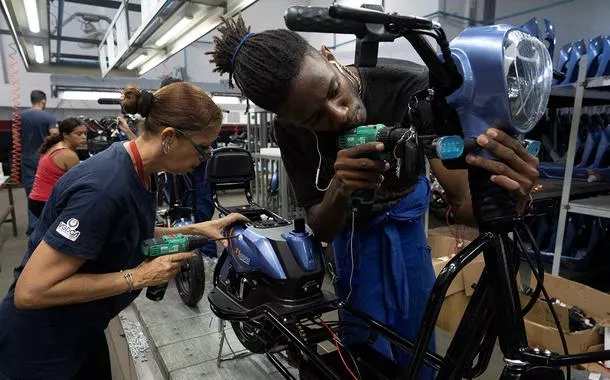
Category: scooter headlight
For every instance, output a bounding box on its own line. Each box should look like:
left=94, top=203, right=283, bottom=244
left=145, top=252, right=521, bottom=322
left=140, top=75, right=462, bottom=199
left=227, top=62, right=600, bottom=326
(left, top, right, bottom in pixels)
left=446, top=25, right=553, bottom=140
left=503, top=30, right=553, bottom=133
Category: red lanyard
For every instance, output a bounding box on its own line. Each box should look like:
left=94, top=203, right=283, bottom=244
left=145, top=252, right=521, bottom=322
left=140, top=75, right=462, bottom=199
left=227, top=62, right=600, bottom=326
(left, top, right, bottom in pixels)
left=128, top=140, right=147, bottom=187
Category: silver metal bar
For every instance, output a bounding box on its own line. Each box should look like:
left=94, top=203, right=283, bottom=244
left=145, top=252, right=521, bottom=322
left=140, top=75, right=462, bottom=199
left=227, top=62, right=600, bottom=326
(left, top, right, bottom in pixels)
left=552, top=55, right=588, bottom=276
left=568, top=196, right=610, bottom=218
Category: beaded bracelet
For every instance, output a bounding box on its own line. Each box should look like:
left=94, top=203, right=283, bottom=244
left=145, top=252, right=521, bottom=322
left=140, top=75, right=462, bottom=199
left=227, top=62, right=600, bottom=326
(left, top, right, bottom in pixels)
left=120, top=270, right=134, bottom=293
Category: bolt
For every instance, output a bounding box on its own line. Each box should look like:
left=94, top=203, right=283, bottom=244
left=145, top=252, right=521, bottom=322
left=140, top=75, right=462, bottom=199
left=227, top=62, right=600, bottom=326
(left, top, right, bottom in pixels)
left=283, top=318, right=287, bottom=323
left=544, top=349, right=552, bottom=356
left=533, top=347, right=540, bottom=354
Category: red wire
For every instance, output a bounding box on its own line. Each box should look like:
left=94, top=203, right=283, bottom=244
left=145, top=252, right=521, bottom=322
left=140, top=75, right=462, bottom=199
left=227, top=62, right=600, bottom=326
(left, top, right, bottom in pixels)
left=320, top=320, right=358, bottom=380
left=8, top=43, right=21, bottom=185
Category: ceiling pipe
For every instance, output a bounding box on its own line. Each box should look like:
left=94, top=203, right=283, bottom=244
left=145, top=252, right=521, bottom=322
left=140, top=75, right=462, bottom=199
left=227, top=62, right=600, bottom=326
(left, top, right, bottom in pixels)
left=56, top=0, right=65, bottom=64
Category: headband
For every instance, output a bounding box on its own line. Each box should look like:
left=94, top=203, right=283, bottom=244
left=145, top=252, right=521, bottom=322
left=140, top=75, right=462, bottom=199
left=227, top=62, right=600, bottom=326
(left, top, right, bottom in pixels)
left=231, top=32, right=255, bottom=69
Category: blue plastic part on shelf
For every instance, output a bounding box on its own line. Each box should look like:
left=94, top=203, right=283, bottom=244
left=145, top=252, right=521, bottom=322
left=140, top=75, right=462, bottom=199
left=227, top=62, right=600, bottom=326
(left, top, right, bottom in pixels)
left=555, top=42, right=573, bottom=85
left=587, top=36, right=605, bottom=77
left=531, top=216, right=608, bottom=272
left=563, top=40, right=587, bottom=85
left=543, top=19, right=556, bottom=60
left=596, top=36, right=610, bottom=76
left=434, top=136, right=464, bottom=160
left=520, top=18, right=539, bottom=39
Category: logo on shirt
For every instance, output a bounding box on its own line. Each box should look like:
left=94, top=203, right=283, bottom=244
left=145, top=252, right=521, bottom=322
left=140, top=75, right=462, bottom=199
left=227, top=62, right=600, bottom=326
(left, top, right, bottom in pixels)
left=56, top=218, right=81, bottom=241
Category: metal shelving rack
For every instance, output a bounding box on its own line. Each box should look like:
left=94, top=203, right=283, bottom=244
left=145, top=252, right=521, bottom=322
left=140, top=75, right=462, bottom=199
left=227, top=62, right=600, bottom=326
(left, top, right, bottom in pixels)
left=551, top=55, right=610, bottom=275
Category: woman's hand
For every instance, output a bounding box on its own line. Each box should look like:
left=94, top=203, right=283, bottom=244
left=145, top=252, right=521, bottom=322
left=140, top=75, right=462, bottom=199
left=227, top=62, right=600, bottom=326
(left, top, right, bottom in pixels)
left=117, top=116, right=137, bottom=140
left=189, top=213, right=249, bottom=245
left=465, top=127, right=540, bottom=214
left=132, top=252, right=196, bottom=288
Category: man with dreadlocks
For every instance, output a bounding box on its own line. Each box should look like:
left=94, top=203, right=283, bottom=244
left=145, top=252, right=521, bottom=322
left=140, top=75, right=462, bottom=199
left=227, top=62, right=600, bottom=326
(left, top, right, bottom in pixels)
left=209, top=16, right=539, bottom=378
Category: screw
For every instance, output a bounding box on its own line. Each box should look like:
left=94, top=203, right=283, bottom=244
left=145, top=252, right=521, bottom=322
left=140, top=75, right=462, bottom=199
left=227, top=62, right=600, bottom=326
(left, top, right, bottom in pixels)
left=544, top=349, right=552, bottom=356
left=533, top=347, right=540, bottom=354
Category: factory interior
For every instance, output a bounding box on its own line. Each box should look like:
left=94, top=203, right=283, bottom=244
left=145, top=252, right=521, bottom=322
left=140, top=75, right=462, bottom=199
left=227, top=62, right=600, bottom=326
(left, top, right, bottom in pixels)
left=1, top=0, right=610, bottom=379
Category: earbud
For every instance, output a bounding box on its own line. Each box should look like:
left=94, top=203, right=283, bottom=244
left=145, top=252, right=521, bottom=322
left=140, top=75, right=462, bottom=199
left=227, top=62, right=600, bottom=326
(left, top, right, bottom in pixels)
left=310, top=130, right=334, bottom=192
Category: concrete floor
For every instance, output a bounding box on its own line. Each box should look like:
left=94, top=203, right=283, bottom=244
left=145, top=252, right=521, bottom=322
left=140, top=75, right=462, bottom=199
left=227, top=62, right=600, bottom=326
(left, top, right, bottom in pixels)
left=0, top=186, right=596, bottom=379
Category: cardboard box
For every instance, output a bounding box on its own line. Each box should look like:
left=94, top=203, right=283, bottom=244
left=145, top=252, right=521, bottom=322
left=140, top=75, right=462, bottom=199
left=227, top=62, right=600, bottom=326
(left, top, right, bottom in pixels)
left=428, top=233, right=610, bottom=358
left=428, top=234, right=485, bottom=333
left=579, top=344, right=610, bottom=375
left=523, top=274, right=610, bottom=355
left=428, top=226, right=480, bottom=242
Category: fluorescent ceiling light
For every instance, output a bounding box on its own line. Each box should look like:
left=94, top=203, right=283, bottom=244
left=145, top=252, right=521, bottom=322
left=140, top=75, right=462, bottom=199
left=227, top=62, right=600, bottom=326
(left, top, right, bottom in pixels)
left=212, top=96, right=242, bottom=104
left=23, top=0, right=40, bottom=33
left=126, top=54, right=148, bottom=70
left=33, top=45, right=43, bottom=63
left=138, top=54, right=166, bottom=75
left=168, top=8, right=227, bottom=56
left=155, top=16, right=193, bottom=47
left=1, top=0, right=28, bottom=69
left=59, top=91, right=122, bottom=101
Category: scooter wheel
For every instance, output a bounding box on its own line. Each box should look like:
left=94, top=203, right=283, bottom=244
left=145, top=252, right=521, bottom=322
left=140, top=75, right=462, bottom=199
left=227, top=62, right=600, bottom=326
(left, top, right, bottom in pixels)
left=231, top=320, right=273, bottom=354
left=176, top=253, right=205, bottom=306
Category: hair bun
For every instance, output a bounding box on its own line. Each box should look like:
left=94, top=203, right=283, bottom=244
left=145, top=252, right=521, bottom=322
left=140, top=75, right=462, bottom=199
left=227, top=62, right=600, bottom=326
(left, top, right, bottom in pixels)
left=138, top=90, right=154, bottom=117
left=121, top=87, right=154, bottom=117
left=121, top=86, right=142, bottom=115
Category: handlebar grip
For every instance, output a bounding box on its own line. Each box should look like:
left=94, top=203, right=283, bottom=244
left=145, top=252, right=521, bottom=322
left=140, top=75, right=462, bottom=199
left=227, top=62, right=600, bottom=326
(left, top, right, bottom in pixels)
left=329, top=4, right=435, bottom=30
left=284, top=6, right=366, bottom=36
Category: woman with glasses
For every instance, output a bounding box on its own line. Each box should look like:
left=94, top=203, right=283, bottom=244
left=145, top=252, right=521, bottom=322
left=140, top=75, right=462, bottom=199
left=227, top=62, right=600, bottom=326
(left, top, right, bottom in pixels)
left=0, top=82, right=247, bottom=380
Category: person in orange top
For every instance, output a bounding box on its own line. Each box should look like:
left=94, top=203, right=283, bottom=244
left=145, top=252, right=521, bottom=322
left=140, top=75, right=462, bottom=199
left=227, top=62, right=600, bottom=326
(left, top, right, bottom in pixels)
left=28, top=118, right=87, bottom=218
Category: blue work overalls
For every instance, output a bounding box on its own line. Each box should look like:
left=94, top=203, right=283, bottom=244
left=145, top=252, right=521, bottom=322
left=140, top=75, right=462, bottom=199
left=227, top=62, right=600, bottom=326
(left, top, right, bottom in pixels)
left=332, top=176, right=436, bottom=380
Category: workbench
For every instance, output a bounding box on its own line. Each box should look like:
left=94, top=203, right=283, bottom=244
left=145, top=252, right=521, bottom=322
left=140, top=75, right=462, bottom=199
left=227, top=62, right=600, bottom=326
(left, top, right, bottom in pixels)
left=0, top=176, right=18, bottom=272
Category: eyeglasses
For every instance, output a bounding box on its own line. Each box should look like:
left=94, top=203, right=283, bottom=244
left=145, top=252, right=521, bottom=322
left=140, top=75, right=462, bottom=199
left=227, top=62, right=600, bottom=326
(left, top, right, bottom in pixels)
left=174, top=128, right=212, bottom=161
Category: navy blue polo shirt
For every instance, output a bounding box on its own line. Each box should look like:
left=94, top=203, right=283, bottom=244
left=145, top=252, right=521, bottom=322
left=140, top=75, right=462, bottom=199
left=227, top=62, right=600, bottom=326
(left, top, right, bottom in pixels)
left=0, top=143, right=156, bottom=380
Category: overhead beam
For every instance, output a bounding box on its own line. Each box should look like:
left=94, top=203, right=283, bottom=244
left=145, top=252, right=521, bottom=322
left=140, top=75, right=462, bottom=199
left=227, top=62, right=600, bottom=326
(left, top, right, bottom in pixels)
left=0, top=29, right=102, bottom=45
left=52, top=53, right=99, bottom=61
left=64, top=0, right=141, bottom=13
left=30, top=63, right=137, bottom=77
left=50, top=35, right=102, bottom=44
left=50, top=75, right=242, bottom=95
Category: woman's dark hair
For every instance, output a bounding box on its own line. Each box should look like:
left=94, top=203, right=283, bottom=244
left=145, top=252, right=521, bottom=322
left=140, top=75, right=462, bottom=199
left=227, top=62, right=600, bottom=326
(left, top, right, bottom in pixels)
left=39, top=117, right=83, bottom=154
left=207, top=15, right=314, bottom=113
left=121, top=82, right=223, bottom=135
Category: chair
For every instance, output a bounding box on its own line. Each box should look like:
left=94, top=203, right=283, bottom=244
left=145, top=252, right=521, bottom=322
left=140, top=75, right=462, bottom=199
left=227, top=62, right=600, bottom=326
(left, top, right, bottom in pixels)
left=205, top=147, right=290, bottom=228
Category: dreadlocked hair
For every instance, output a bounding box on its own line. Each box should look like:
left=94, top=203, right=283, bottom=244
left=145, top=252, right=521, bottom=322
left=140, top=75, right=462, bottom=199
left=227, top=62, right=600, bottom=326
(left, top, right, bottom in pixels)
left=207, top=15, right=313, bottom=113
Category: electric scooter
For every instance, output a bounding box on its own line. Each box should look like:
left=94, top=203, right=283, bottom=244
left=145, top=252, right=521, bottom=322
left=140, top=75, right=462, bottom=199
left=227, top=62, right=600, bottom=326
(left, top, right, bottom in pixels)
left=206, top=4, right=610, bottom=379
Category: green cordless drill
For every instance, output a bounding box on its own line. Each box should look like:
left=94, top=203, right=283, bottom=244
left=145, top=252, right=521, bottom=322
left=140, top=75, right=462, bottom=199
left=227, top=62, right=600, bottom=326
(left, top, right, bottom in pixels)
left=141, top=234, right=229, bottom=301
left=338, top=124, right=419, bottom=215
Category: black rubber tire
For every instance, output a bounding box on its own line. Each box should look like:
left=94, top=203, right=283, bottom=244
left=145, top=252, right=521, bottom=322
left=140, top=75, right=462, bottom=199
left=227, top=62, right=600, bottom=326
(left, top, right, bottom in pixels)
left=215, top=249, right=273, bottom=353
left=231, top=320, right=272, bottom=354
left=176, top=253, right=205, bottom=306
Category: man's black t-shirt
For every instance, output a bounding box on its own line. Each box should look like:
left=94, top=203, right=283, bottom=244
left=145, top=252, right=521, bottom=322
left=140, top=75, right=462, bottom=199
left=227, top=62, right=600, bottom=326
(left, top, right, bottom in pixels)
left=274, top=59, right=432, bottom=216
left=0, top=143, right=156, bottom=380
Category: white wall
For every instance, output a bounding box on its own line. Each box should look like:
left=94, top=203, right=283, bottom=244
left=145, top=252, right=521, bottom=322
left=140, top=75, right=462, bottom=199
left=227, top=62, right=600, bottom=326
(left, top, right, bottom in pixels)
left=304, top=0, right=442, bottom=65
left=494, top=0, right=609, bottom=64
